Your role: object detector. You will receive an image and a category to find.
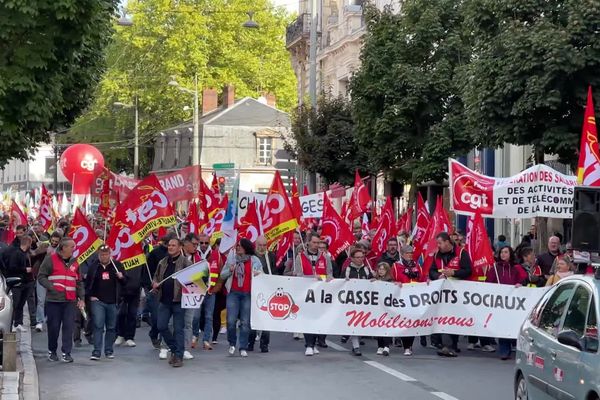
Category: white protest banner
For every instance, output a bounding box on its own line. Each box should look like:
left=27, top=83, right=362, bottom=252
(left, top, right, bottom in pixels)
left=449, top=158, right=577, bottom=219
left=300, top=192, right=324, bottom=218
left=237, top=190, right=267, bottom=220
left=238, top=190, right=325, bottom=219
left=251, top=275, right=547, bottom=339
left=173, top=261, right=209, bottom=309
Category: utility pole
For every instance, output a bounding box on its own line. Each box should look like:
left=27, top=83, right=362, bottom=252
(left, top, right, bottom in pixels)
left=134, top=96, right=139, bottom=178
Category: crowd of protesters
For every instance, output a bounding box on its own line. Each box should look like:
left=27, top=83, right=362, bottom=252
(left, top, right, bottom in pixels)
left=0, top=211, right=590, bottom=367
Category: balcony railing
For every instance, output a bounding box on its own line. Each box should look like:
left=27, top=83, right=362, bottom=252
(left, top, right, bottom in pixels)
left=286, top=13, right=311, bottom=47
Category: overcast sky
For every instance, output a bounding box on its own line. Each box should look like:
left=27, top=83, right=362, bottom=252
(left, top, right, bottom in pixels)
left=272, top=0, right=299, bottom=14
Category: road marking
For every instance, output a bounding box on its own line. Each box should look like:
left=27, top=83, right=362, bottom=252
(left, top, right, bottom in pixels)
left=325, top=340, right=349, bottom=352
left=363, top=360, right=417, bottom=382
left=431, top=392, right=461, bottom=400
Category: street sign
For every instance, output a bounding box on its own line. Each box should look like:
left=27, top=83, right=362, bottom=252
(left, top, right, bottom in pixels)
left=274, top=161, right=297, bottom=171
left=213, top=162, right=235, bottom=170
left=274, top=149, right=292, bottom=159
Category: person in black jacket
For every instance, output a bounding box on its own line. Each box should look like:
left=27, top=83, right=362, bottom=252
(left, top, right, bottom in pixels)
left=378, top=237, right=400, bottom=266
left=85, top=245, right=126, bottom=360
left=429, top=232, right=472, bottom=357
left=6, top=235, right=33, bottom=331
left=115, top=263, right=142, bottom=348
left=143, top=233, right=174, bottom=348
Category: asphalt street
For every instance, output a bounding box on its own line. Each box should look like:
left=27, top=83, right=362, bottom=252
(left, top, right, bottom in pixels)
left=32, top=327, right=515, bottom=400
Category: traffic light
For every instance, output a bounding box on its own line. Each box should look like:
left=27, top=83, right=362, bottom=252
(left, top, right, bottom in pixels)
left=218, top=176, right=226, bottom=196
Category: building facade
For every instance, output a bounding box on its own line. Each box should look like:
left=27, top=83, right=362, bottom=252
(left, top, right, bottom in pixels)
left=151, top=86, right=291, bottom=193
left=0, top=143, right=70, bottom=194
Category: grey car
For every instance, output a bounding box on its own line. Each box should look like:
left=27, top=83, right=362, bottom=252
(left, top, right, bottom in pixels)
left=514, top=275, right=599, bottom=400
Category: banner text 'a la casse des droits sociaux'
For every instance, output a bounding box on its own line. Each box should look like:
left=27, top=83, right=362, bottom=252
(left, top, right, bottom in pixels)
left=251, top=275, right=547, bottom=339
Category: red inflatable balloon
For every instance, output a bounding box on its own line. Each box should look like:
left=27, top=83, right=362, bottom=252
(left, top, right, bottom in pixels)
left=60, top=144, right=105, bottom=195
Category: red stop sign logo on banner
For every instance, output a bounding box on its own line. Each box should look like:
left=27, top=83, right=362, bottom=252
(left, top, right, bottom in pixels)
left=257, top=288, right=300, bottom=320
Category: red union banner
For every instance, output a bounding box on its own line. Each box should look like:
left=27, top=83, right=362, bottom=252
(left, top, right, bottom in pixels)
left=449, top=158, right=577, bottom=219
left=93, top=166, right=202, bottom=203
left=117, top=174, right=176, bottom=243
left=262, top=171, right=298, bottom=243
left=69, top=208, right=103, bottom=265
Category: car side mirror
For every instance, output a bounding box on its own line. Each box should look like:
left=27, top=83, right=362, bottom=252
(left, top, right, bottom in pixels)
left=557, top=330, right=583, bottom=351
left=5, top=277, right=22, bottom=294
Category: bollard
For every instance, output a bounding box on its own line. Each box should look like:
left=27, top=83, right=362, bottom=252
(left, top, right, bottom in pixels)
left=3, top=332, right=17, bottom=372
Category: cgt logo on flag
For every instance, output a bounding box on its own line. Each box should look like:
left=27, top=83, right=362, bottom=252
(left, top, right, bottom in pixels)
left=256, top=288, right=299, bottom=320
left=450, top=159, right=495, bottom=215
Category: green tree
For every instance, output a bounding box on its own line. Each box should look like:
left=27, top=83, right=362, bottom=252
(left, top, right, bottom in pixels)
left=0, top=0, right=118, bottom=167
left=69, top=0, right=297, bottom=175
left=287, top=95, right=368, bottom=186
left=350, top=0, right=472, bottom=188
left=462, top=0, right=600, bottom=167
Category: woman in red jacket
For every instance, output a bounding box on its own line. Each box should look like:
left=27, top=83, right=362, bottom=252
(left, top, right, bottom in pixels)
left=391, top=245, right=427, bottom=356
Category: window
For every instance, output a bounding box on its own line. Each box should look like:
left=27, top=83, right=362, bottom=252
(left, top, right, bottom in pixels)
left=562, top=285, right=591, bottom=337
left=258, top=137, right=273, bottom=165
left=584, top=298, right=598, bottom=353
left=538, top=283, right=575, bottom=337
left=174, top=137, right=180, bottom=167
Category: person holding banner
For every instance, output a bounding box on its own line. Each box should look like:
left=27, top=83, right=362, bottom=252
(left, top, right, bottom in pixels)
left=344, top=247, right=373, bottom=356
left=371, top=262, right=394, bottom=356
left=220, top=238, right=263, bottom=358
left=152, top=238, right=192, bottom=367
left=85, top=245, right=127, bottom=360
left=183, top=234, right=201, bottom=358
left=486, top=246, right=526, bottom=360
left=429, top=232, right=472, bottom=358
left=248, top=236, right=276, bottom=353
left=293, top=232, right=334, bottom=356
left=391, top=245, right=427, bottom=356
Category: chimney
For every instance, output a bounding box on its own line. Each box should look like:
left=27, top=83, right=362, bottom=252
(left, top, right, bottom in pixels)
left=223, top=84, right=235, bottom=108
left=202, top=88, right=218, bottom=115
left=265, top=92, right=276, bottom=108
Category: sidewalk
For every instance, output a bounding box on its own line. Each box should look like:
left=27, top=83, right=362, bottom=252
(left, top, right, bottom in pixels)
left=0, top=312, right=39, bottom=400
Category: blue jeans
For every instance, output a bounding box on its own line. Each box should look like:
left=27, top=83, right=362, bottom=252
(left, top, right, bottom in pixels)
left=157, top=302, right=185, bottom=359
left=146, top=290, right=160, bottom=341
left=201, top=294, right=216, bottom=342
left=226, top=291, right=251, bottom=351
left=36, top=281, right=46, bottom=324
left=498, top=338, right=514, bottom=358
left=91, top=300, right=118, bottom=356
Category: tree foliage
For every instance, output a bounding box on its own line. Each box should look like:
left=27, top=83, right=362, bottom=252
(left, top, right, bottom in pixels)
left=462, top=0, right=600, bottom=167
left=0, top=0, right=118, bottom=167
left=70, top=0, right=297, bottom=175
left=350, top=0, right=472, bottom=184
left=287, top=95, right=368, bottom=186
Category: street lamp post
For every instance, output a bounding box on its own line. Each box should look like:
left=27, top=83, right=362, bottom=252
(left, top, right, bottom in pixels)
left=49, top=131, right=58, bottom=197
left=169, top=74, right=200, bottom=166
left=114, top=97, right=139, bottom=178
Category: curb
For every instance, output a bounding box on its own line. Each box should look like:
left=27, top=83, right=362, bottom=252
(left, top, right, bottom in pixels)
left=17, top=315, right=39, bottom=400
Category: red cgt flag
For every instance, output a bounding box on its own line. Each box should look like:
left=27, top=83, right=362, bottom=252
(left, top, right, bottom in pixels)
left=321, top=193, right=354, bottom=258
left=106, top=220, right=147, bottom=270
left=7, top=200, right=28, bottom=243
left=69, top=207, right=103, bottom=265
left=412, top=192, right=430, bottom=246
left=417, top=197, right=451, bottom=275
left=371, top=197, right=396, bottom=258
left=275, top=230, right=294, bottom=266
left=577, top=86, right=600, bottom=186
left=200, top=177, right=219, bottom=216
left=187, top=201, right=200, bottom=236
left=38, top=184, right=53, bottom=231
left=262, top=171, right=298, bottom=243
left=466, top=213, right=495, bottom=280
left=301, top=185, right=316, bottom=230
left=210, top=173, right=220, bottom=195
left=347, top=170, right=372, bottom=223
left=290, top=177, right=302, bottom=225
left=238, top=200, right=262, bottom=243
left=116, top=174, right=177, bottom=243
